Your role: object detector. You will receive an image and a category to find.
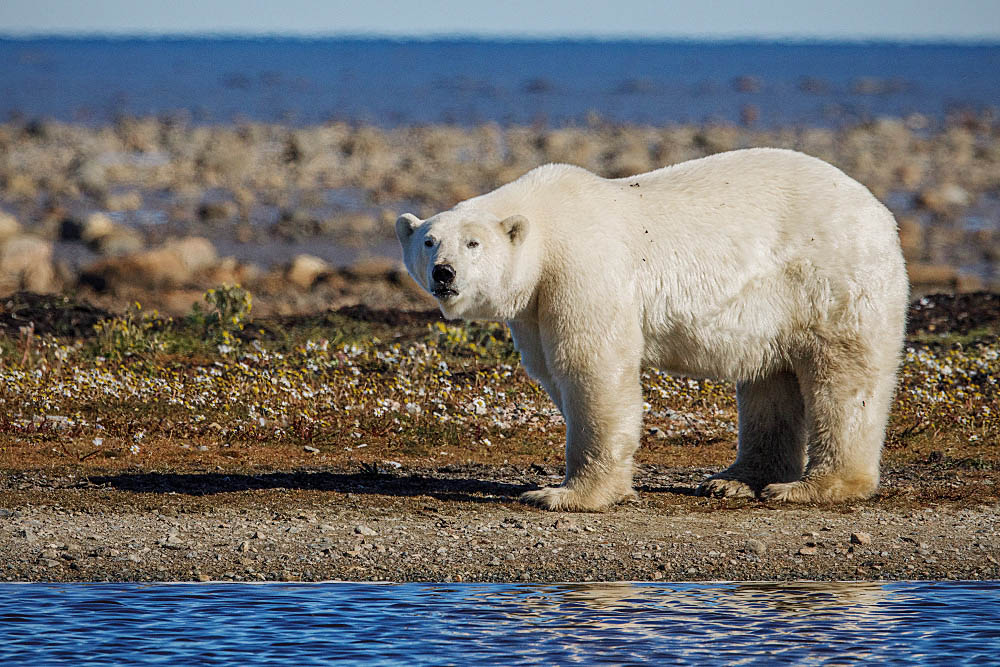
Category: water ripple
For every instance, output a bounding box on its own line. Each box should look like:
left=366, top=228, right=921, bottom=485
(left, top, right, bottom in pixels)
left=0, top=581, right=998, bottom=665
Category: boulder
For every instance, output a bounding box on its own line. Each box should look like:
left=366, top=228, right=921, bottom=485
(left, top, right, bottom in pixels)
left=286, top=254, right=330, bottom=290
left=61, top=212, right=114, bottom=242
left=82, top=212, right=115, bottom=242
left=917, top=184, right=972, bottom=216
left=94, top=226, right=145, bottom=256
left=0, top=212, right=21, bottom=243
left=82, top=236, right=218, bottom=290
left=0, top=234, right=57, bottom=294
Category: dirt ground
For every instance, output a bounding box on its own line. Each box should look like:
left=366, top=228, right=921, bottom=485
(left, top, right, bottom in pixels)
left=1, top=291, right=998, bottom=583
left=1, top=461, right=997, bottom=583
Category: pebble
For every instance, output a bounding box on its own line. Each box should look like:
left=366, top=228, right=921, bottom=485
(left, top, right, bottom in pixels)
left=553, top=518, right=577, bottom=531
left=161, top=532, right=185, bottom=549
left=303, top=446, right=320, bottom=454
left=798, top=546, right=819, bottom=556
left=746, top=539, right=767, bottom=555
left=851, top=532, right=873, bottom=545
left=354, top=525, right=377, bottom=537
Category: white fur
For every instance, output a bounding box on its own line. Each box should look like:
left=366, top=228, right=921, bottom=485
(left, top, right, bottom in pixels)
left=397, top=148, right=909, bottom=511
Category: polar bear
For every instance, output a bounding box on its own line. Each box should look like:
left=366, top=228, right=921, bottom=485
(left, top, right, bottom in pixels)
left=396, top=148, right=908, bottom=511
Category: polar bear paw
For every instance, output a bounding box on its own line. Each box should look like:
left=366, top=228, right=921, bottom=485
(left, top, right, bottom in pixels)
left=761, top=475, right=877, bottom=503
left=520, top=486, right=637, bottom=512
left=760, top=480, right=823, bottom=503
left=695, top=477, right=757, bottom=499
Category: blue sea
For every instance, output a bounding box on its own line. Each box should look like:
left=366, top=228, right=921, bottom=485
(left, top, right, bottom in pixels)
left=1, top=581, right=999, bottom=665
left=1, top=37, right=999, bottom=127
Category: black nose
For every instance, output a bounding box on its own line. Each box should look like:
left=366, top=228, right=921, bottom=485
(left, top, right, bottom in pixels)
left=432, top=264, right=455, bottom=285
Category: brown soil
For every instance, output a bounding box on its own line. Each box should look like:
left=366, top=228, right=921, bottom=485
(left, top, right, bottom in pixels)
left=1, top=292, right=998, bottom=583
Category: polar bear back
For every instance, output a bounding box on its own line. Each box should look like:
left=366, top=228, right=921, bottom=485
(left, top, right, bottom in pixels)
left=466, top=148, right=908, bottom=381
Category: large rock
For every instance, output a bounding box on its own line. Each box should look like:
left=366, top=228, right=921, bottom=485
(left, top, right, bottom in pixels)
left=917, top=183, right=972, bottom=216
left=60, top=212, right=114, bottom=242
left=0, top=212, right=21, bottom=243
left=82, top=236, right=218, bottom=290
left=286, top=254, right=330, bottom=290
left=0, top=234, right=57, bottom=294
left=82, top=212, right=116, bottom=242
left=94, top=226, right=145, bottom=256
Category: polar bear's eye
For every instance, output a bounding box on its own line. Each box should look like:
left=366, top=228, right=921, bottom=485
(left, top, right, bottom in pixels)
left=467, top=240, right=479, bottom=249
left=424, top=238, right=434, bottom=248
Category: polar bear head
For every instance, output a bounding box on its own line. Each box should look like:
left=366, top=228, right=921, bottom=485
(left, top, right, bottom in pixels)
left=395, top=209, right=530, bottom=320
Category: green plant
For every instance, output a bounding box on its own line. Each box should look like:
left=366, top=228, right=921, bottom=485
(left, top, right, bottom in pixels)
left=428, top=321, right=516, bottom=361
left=92, top=302, right=167, bottom=360
left=189, top=285, right=252, bottom=353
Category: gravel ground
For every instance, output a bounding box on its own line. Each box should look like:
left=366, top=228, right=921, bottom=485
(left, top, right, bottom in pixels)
left=2, top=463, right=997, bottom=583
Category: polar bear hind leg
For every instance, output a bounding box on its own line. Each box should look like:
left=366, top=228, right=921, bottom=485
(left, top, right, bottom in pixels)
left=697, top=371, right=808, bottom=498
left=761, top=337, right=899, bottom=503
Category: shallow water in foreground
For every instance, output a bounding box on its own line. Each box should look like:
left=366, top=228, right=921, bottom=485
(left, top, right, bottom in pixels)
left=1, top=581, right=998, bottom=665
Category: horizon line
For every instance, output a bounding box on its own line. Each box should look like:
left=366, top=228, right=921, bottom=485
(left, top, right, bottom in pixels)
left=2, top=30, right=1000, bottom=46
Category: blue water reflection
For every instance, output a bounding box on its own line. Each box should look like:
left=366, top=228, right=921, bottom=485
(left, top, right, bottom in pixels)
left=1, top=581, right=998, bottom=665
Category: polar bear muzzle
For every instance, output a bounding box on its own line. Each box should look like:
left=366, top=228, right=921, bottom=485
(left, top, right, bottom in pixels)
left=431, top=263, right=458, bottom=299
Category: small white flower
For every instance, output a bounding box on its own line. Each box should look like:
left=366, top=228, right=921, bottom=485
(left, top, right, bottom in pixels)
left=129, top=444, right=141, bottom=455
left=92, top=437, right=103, bottom=447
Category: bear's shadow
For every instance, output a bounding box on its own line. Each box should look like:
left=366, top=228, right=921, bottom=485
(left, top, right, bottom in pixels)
left=87, top=470, right=537, bottom=505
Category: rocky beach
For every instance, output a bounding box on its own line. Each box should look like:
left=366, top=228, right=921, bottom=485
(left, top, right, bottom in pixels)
left=1, top=116, right=1000, bottom=318
left=1, top=116, right=999, bottom=583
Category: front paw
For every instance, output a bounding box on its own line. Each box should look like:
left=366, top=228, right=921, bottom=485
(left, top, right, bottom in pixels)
left=519, top=485, right=636, bottom=512
left=696, top=477, right=756, bottom=499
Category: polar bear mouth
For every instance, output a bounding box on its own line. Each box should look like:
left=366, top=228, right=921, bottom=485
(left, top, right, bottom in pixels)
left=432, top=287, right=459, bottom=300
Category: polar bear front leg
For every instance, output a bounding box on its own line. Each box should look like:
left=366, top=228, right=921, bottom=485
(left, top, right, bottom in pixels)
left=520, top=353, right=643, bottom=512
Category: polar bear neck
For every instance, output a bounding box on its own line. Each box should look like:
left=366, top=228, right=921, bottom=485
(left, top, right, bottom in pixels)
left=459, top=166, right=596, bottom=322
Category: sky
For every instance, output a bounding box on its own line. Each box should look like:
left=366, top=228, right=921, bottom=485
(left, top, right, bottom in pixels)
left=1, top=0, right=999, bottom=41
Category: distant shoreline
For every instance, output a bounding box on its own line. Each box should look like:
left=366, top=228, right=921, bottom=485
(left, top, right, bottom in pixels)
left=3, top=34, right=1000, bottom=45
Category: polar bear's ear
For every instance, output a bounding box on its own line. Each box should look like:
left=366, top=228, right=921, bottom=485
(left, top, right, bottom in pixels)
left=395, top=213, right=422, bottom=243
left=499, top=214, right=529, bottom=245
